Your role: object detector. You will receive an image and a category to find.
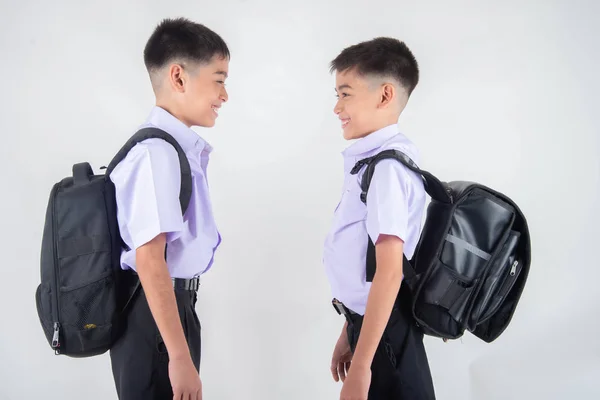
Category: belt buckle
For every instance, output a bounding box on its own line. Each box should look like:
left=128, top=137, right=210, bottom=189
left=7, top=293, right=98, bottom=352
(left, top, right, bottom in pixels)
left=332, top=298, right=346, bottom=315
left=172, top=277, right=200, bottom=291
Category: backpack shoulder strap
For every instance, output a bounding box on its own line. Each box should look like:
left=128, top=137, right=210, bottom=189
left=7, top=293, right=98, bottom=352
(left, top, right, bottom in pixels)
left=106, top=128, right=193, bottom=309
left=105, top=127, right=193, bottom=215
left=351, top=149, right=453, bottom=205
left=350, top=149, right=451, bottom=284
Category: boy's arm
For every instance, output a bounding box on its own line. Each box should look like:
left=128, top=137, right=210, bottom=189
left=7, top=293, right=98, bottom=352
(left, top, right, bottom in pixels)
left=137, top=234, right=201, bottom=397
left=351, top=159, right=412, bottom=370
left=347, top=234, right=404, bottom=370
left=136, top=233, right=191, bottom=361
left=111, top=142, right=201, bottom=397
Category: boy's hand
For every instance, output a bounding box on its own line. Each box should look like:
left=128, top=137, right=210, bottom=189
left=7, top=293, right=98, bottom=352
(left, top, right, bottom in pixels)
left=331, top=330, right=353, bottom=382
left=340, top=365, right=371, bottom=400
left=169, top=356, right=202, bottom=399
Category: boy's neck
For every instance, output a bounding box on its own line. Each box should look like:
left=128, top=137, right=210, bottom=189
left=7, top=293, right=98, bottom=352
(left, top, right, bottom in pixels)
left=155, top=100, right=192, bottom=128
left=365, top=118, right=399, bottom=136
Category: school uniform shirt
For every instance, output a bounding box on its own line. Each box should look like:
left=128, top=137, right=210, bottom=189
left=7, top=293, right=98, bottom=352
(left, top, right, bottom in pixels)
left=110, top=106, right=221, bottom=279
left=323, top=124, right=427, bottom=315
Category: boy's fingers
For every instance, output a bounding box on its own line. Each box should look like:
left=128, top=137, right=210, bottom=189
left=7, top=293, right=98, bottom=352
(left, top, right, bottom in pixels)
left=331, top=361, right=340, bottom=382
left=339, top=362, right=347, bottom=382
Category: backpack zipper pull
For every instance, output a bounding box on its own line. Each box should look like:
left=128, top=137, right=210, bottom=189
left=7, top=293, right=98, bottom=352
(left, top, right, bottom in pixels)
left=52, top=322, right=61, bottom=353
left=510, top=260, right=518, bottom=276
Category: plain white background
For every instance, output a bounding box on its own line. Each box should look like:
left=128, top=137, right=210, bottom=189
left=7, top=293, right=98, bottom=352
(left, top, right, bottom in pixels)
left=1, top=0, right=599, bottom=398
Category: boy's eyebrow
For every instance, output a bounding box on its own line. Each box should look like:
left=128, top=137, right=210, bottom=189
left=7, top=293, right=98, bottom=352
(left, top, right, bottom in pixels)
left=214, top=71, right=229, bottom=78
left=335, top=84, right=352, bottom=92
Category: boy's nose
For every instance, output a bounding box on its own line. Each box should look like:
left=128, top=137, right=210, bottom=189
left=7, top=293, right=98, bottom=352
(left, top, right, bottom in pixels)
left=220, top=88, right=229, bottom=103
left=334, top=102, right=342, bottom=115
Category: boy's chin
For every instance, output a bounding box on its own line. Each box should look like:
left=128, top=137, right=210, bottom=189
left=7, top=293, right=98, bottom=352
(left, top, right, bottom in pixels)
left=191, top=115, right=217, bottom=128
left=343, top=128, right=366, bottom=140
left=201, top=119, right=216, bottom=128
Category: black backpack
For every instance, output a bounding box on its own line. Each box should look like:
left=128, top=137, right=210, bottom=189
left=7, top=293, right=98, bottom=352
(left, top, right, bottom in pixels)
left=352, top=149, right=531, bottom=342
left=35, top=128, right=192, bottom=357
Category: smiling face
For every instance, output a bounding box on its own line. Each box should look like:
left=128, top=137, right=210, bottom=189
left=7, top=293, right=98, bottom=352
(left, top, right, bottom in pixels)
left=178, top=55, right=230, bottom=128
left=334, top=69, right=377, bottom=140
left=329, top=37, right=421, bottom=140
left=334, top=68, right=403, bottom=140
left=144, top=18, right=231, bottom=128
left=154, top=55, right=230, bottom=128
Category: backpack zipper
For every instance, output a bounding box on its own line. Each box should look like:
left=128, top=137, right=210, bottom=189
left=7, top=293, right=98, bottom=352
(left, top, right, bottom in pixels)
left=510, top=260, right=518, bottom=276
left=50, top=184, right=61, bottom=354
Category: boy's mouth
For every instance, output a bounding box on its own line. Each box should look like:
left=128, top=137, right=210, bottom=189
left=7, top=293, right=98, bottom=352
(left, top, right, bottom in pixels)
left=211, top=105, right=220, bottom=116
left=340, top=118, right=350, bottom=129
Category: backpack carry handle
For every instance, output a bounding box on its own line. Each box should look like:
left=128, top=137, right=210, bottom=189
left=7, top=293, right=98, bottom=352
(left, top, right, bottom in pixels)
left=73, top=162, right=94, bottom=186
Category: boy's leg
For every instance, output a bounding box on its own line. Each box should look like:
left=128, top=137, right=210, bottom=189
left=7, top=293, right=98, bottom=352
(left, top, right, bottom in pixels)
left=385, top=306, right=436, bottom=399
left=110, top=288, right=201, bottom=400
left=347, top=299, right=436, bottom=399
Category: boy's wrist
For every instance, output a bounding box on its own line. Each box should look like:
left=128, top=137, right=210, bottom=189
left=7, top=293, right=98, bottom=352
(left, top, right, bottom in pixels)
left=169, top=347, right=193, bottom=362
left=350, top=340, right=376, bottom=370
left=348, top=356, right=371, bottom=372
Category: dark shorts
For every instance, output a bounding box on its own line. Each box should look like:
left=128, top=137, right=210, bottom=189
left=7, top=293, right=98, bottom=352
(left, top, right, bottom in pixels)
left=346, top=291, right=436, bottom=400
left=109, top=288, right=201, bottom=400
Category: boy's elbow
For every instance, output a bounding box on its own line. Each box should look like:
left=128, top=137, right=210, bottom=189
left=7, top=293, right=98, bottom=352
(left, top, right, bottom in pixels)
left=136, top=233, right=167, bottom=272
left=375, top=234, right=405, bottom=278
left=379, top=262, right=404, bottom=280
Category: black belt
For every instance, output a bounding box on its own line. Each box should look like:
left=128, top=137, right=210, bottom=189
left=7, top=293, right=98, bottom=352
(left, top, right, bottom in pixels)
left=172, top=277, right=200, bottom=291
left=127, top=270, right=200, bottom=291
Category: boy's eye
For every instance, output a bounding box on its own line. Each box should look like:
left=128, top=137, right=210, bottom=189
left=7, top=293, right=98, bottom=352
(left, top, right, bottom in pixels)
left=336, top=93, right=349, bottom=99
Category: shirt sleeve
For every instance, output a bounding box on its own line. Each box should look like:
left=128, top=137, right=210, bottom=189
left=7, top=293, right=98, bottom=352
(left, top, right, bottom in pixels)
left=110, top=139, right=184, bottom=249
left=365, top=159, right=410, bottom=245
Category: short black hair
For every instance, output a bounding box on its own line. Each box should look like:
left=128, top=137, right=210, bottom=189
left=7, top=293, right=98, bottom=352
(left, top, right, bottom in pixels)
left=144, top=17, right=230, bottom=72
left=330, top=37, right=419, bottom=96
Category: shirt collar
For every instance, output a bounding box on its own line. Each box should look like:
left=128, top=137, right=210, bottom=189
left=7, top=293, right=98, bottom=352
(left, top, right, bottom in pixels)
left=145, top=106, right=213, bottom=154
left=342, top=124, right=399, bottom=157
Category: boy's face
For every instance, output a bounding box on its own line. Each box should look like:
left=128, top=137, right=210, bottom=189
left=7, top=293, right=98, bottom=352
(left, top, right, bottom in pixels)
left=334, top=68, right=382, bottom=140
left=180, top=55, right=229, bottom=128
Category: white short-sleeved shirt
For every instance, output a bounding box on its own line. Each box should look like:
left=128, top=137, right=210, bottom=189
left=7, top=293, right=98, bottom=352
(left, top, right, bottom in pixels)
left=110, top=106, right=221, bottom=279
left=323, top=124, right=426, bottom=315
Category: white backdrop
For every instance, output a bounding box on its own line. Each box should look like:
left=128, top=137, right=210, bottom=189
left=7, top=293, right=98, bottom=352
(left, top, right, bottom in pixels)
left=1, top=0, right=599, bottom=399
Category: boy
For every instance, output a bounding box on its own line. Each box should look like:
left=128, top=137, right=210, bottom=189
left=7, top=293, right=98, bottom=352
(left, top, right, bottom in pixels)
left=108, top=18, right=229, bottom=400
left=324, top=38, right=436, bottom=399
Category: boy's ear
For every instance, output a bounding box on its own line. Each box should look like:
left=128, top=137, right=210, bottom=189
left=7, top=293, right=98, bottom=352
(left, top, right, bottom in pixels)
left=169, top=64, right=186, bottom=93
left=379, top=83, right=395, bottom=108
